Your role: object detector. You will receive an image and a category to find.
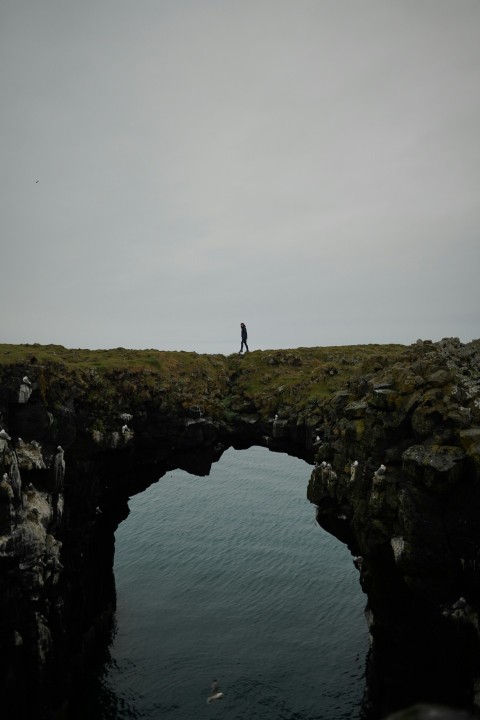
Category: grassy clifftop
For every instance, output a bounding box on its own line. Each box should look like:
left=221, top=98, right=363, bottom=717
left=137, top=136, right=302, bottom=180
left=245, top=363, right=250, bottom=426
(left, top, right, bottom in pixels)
left=0, top=342, right=407, bottom=423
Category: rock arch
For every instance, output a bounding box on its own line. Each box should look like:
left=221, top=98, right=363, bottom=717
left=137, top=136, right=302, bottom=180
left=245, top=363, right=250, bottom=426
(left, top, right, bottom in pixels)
left=0, top=338, right=479, bottom=719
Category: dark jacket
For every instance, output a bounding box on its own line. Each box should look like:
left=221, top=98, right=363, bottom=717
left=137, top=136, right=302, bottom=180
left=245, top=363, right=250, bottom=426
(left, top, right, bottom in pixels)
left=241, top=324, right=247, bottom=341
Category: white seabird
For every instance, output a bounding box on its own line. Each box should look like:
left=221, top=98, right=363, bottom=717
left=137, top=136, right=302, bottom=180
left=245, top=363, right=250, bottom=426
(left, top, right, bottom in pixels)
left=350, top=460, right=359, bottom=481
left=373, top=465, right=386, bottom=485
left=0, top=428, right=11, bottom=441
left=207, top=679, right=224, bottom=704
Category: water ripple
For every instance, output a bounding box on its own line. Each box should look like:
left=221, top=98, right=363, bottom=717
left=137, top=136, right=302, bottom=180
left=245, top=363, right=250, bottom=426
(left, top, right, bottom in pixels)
left=88, top=447, right=367, bottom=720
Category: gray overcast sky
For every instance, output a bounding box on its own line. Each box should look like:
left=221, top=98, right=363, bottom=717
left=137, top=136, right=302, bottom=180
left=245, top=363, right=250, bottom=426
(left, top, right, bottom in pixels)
left=1, top=0, right=479, bottom=354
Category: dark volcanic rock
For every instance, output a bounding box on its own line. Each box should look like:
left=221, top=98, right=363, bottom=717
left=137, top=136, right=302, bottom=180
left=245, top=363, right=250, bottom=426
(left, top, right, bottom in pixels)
left=0, top=338, right=480, bottom=719
left=308, top=339, right=480, bottom=718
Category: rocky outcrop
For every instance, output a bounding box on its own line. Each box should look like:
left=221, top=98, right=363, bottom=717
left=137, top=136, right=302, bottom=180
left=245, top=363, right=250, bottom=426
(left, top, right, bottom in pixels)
left=308, top=338, right=480, bottom=717
left=0, top=338, right=479, bottom=719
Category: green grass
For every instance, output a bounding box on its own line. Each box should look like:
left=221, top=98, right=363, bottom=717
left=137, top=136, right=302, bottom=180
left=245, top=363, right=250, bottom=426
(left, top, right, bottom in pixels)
left=225, top=344, right=406, bottom=416
left=0, top=342, right=408, bottom=420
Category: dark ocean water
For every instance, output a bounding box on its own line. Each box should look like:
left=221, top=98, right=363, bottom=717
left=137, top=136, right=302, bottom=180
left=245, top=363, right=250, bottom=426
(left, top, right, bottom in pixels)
left=85, top=446, right=368, bottom=719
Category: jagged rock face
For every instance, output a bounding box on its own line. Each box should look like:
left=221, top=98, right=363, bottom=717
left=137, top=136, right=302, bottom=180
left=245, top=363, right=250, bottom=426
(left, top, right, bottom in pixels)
left=0, top=338, right=479, bottom=719
left=0, top=437, right=64, bottom=719
left=308, top=338, right=480, bottom=717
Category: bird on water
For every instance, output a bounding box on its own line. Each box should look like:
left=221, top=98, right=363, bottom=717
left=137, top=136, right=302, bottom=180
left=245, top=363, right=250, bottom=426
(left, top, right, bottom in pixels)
left=207, top=679, right=224, bottom=704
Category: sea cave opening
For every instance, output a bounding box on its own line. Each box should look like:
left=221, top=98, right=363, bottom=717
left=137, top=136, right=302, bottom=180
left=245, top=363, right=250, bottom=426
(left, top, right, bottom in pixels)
left=75, top=446, right=368, bottom=720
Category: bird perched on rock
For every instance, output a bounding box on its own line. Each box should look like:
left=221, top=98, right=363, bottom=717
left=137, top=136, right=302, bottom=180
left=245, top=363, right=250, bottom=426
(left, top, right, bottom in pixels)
left=372, top=464, right=386, bottom=486
left=18, top=377, right=33, bottom=403
left=350, top=460, right=359, bottom=482
left=0, top=428, right=11, bottom=441
left=207, top=679, right=224, bottom=704
left=353, top=556, right=364, bottom=570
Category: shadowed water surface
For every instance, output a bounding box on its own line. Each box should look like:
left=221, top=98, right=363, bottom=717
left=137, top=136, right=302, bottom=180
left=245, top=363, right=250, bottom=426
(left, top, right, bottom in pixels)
left=84, top=446, right=368, bottom=719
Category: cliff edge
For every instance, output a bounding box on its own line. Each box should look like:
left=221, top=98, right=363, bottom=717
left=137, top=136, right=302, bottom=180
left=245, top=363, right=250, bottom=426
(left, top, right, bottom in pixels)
left=0, top=338, right=479, bottom=719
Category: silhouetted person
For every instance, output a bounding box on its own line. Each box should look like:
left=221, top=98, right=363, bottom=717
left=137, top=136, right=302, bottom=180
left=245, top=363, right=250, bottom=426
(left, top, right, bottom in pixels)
left=239, top=322, right=249, bottom=353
